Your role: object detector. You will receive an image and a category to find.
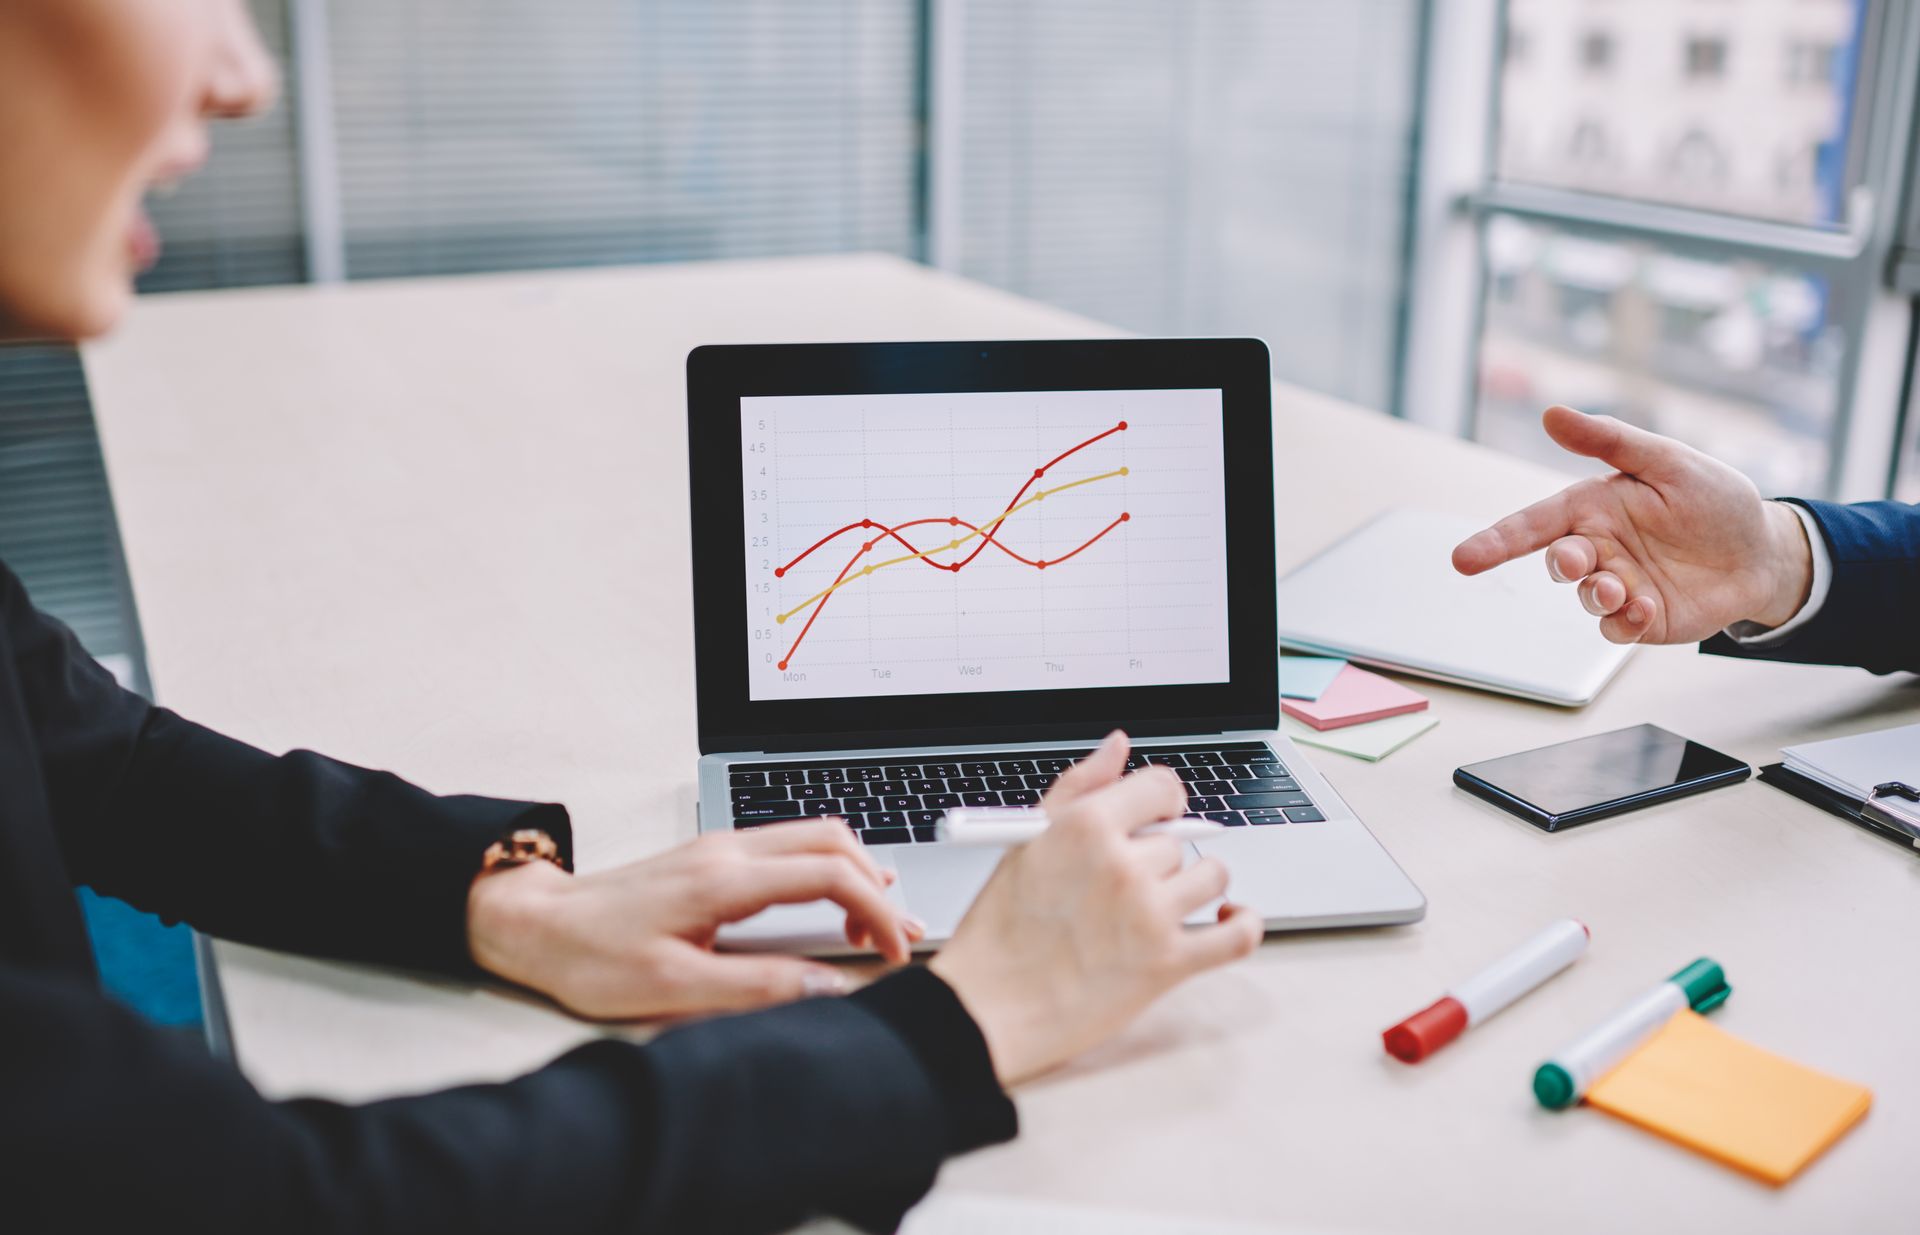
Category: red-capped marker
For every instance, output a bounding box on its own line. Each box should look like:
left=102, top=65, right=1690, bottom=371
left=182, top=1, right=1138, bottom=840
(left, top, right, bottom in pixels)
left=1383, top=919, right=1589, bottom=1063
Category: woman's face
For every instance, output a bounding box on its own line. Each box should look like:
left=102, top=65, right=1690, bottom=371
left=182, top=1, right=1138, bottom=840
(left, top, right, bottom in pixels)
left=0, top=0, right=275, bottom=340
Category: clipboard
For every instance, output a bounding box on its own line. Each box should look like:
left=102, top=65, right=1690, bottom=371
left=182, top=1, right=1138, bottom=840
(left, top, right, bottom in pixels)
left=1758, top=763, right=1920, bottom=853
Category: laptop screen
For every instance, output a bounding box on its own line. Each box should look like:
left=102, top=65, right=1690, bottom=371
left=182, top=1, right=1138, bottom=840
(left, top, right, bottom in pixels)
left=740, top=388, right=1231, bottom=702
left=686, top=339, right=1276, bottom=753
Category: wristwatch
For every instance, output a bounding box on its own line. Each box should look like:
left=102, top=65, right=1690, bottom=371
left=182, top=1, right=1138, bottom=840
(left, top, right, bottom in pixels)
left=477, top=828, right=571, bottom=877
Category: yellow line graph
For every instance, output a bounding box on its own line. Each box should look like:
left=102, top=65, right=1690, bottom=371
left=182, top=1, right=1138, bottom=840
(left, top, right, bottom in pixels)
left=774, top=466, right=1129, bottom=625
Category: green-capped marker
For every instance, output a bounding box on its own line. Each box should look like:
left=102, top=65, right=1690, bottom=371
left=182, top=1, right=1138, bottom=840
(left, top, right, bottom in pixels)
left=1532, top=957, right=1731, bottom=1110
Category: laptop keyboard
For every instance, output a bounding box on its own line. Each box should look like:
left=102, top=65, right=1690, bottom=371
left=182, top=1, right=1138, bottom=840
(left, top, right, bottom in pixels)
left=727, top=741, right=1326, bottom=844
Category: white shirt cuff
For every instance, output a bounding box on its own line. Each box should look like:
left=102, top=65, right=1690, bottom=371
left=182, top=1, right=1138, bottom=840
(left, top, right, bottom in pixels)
left=1724, top=502, right=1831, bottom=646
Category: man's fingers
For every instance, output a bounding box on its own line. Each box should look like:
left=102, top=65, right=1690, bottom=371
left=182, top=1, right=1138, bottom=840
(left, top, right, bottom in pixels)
left=1546, top=535, right=1597, bottom=583
left=1045, top=730, right=1129, bottom=806
left=1176, top=902, right=1264, bottom=972
left=1452, top=491, right=1574, bottom=576
left=1578, top=571, right=1627, bottom=617
left=733, top=817, right=893, bottom=889
left=661, top=950, right=851, bottom=1015
left=1541, top=405, right=1678, bottom=478
left=1599, top=594, right=1656, bottom=644
left=1164, top=855, right=1230, bottom=916
left=714, top=854, right=911, bottom=963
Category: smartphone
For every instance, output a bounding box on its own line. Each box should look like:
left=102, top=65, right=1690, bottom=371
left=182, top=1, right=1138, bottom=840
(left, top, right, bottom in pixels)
left=1454, top=723, right=1750, bottom=833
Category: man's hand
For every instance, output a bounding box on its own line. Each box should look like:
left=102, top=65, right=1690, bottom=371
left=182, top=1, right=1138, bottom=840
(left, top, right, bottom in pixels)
left=928, top=731, right=1263, bottom=1086
left=1451, top=405, right=1816, bottom=644
left=467, top=820, right=923, bottom=1020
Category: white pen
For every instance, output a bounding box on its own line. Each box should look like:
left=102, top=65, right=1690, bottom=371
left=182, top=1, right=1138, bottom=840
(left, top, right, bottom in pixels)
left=936, top=806, right=1226, bottom=846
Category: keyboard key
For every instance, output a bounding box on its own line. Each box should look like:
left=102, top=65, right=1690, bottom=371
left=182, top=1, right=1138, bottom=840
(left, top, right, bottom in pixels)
left=961, top=762, right=997, bottom=777
left=806, top=768, right=846, bottom=784
left=961, top=791, right=1001, bottom=807
left=729, top=772, right=767, bottom=788
left=1186, top=752, right=1225, bottom=766
left=1244, top=809, right=1285, bottom=825
left=800, top=800, right=842, bottom=816
left=732, top=786, right=791, bottom=804
left=1037, top=758, right=1073, bottom=773
left=868, top=811, right=908, bottom=828
left=1234, top=778, right=1299, bottom=794
left=770, top=770, right=806, bottom=786
left=848, top=766, right=886, bottom=783
left=862, top=827, right=912, bottom=845
left=1284, top=806, right=1327, bottom=823
left=1002, top=789, right=1041, bottom=806
left=908, top=778, right=944, bottom=795
left=911, top=826, right=940, bottom=843
left=985, top=775, right=1022, bottom=792
left=998, top=760, right=1037, bottom=774
left=908, top=810, right=943, bottom=827
left=1187, top=796, right=1225, bottom=813
left=1225, top=793, right=1313, bottom=811
left=1218, top=764, right=1251, bottom=780
left=1204, top=811, right=1247, bottom=826
left=1145, top=753, right=1185, bottom=767
left=1022, top=774, right=1056, bottom=790
left=884, top=795, right=919, bottom=811
left=1248, top=762, right=1289, bottom=779
left=885, top=765, right=920, bottom=780
left=842, top=796, right=883, bottom=813
left=735, top=800, right=802, bottom=819
left=1124, top=755, right=1146, bottom=770
left=922, top=763, right=960, bottom=779
left=924, top=792, right=962, bottom=809
left=948, top=776, right=986, bottom=793
left=841, top=813, right=867, bottom=829
left=1193, top=780, right=1235, bottom=797
left=1176, top=767, right=1209, bottom=783
left=791, top=784, right=829, bottom=800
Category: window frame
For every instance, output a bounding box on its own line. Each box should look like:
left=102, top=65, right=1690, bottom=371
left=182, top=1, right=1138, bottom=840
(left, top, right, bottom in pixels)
left=1403, top=0, right=1920, bottom=501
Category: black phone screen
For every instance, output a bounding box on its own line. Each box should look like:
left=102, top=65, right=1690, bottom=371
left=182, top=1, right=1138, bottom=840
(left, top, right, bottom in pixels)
left=1454, top=723, right=1750, bottom=832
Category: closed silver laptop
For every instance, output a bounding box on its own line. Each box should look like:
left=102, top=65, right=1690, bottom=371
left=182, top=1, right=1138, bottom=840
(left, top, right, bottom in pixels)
left=686, top=339, right=1425, bottom=952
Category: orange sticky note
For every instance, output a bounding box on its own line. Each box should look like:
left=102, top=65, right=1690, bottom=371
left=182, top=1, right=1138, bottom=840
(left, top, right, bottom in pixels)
left=1585, top=1010, right=1872, bottom=1185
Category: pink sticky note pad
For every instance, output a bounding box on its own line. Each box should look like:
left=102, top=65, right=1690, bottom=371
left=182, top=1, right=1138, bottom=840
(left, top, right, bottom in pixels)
left=1280, top=665, right=1428, bottom=731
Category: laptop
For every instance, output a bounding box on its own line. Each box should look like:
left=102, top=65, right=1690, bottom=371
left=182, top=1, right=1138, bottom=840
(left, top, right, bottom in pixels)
left=688, top=339, right=1425, bottom=953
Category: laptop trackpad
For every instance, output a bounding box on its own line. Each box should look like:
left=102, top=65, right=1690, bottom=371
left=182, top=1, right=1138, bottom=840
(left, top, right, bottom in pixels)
left=892, top=844, right=1006, bottom=937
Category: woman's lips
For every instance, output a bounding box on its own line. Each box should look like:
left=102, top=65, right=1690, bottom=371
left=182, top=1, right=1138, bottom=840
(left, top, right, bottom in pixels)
left=127, top=206, right=161, bottom=272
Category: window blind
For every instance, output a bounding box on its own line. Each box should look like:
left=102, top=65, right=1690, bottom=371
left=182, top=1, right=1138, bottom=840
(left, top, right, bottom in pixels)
left=325, top=0, right=923, bottom=280
left=952, top=0, right=1422, bottom=413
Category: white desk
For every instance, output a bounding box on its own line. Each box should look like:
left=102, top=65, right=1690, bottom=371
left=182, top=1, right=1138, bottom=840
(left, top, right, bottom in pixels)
left=87, top=254, right=1916, bottom=1233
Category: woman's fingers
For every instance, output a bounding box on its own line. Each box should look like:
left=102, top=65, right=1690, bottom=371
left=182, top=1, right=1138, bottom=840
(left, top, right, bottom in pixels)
left=1162, top=855, right=1229, bottom=916
left=1045, top=730, right=1129, bottom=806
left=658, top=948, right=853, bottom=1015
left=1175, top=902, right=1264, bottom=972
left=1079, top=765, right=1186, bottom=834
left=1129, top=834, right=1186, bottom=878
left=733, top=817, right=893, bottom=888
left=714, top=853, right=911, bottom=963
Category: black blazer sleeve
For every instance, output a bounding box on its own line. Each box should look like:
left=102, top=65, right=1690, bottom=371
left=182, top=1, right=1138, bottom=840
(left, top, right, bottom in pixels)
left=4, top=560, right=564, bottom=975
left=6, top=964, right=1017, bottom=1235
left=1700, top=499, right=1920, bottom=675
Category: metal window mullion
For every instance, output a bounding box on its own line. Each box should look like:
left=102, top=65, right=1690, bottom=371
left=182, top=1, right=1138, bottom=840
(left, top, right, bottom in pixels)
left=924, top=0, right=966, bottom=271
left=289, top=0, right=345, bottom=283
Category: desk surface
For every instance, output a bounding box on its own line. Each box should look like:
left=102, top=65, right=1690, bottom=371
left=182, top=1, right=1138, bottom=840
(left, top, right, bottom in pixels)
left=87, top=254, right=1915, bottom=1233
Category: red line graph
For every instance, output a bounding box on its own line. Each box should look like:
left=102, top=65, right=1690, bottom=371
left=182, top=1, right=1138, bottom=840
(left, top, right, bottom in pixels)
left=774, top=422, right=1132, bottom=670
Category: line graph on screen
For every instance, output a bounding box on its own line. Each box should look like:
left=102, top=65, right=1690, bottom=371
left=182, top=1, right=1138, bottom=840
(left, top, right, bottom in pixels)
left=741, top=389, right=1231, bottom=702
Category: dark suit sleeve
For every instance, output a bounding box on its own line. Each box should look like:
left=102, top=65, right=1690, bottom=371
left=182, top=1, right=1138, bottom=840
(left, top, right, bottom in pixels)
left=5, top=964, right=1017, bottom=1235
left=1700, top=499, right=1920, bottom=676
left=3, top=560, right=563, bottom=975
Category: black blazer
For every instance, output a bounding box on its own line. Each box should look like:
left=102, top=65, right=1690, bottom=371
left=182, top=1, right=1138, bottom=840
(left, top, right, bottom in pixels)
left=0, top=559, right=1013, bottom=1234
left=1701, top=499, right=1920, bottom=674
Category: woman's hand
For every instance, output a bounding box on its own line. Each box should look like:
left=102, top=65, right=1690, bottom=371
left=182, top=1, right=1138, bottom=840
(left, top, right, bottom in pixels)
left=467, top=820, right=923, bottom=1020
left=929, top=731, right=1263, bottom=1086
left=1451, top=406, right=1815, bottom=644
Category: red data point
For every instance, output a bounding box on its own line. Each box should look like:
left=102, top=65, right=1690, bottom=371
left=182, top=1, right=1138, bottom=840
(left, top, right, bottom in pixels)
left=777, top=660, right=788, bottom=670
left=1033, top=468, right=1044, bottom=478
left=1037, top=560, right=1048, bottom=570
left=1117, top=420, right=1128, bottom=430
left=949, top=516, right=959, bottom=526
left=862, top=519, right=874, bottom=528
left=1121, top=512, right=1131, bottom=521
left=774, top=567, right=785, bottom=577
left=863, top=541, right=875, bottom=552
